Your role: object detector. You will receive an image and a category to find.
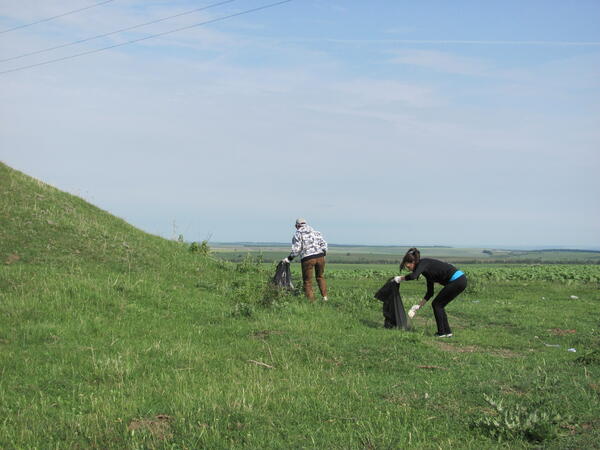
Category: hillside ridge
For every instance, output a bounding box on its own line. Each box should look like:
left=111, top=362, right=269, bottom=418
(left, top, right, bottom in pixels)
left=1, top=162, right=175, bottom=269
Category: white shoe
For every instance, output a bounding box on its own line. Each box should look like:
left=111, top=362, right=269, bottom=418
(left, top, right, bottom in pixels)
left=434, top=333, right=453, bottom=338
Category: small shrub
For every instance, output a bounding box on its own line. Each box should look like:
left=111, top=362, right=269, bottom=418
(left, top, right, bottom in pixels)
left=189, top=240, right=210, bottom=256
left=258, top=284, right=296, bottom=308
left=473, top=394, right=563, bottom=443
left=575, top=348, right=600, bottom=365
left=465, top=275, right=486, bottom=295
left=231, top=302, right=253, bottom=318
left=235, top=254, right=263, bottom=273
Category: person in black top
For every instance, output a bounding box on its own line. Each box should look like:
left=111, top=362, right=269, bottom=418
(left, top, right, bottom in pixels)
left=393, top=248, right=467, bottom=337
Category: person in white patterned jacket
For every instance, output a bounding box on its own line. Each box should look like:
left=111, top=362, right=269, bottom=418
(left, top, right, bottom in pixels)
left=282, top=218, right=328, bottom=302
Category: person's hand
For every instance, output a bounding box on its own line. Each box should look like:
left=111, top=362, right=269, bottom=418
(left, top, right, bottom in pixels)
left=393, top=276, right=402, bottom=283
left=282, top=257, right=290, bottom=264
left=408, top=304, right=420, bottom=318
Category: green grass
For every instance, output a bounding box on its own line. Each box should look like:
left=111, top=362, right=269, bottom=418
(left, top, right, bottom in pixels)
left=1, top=162, right=599, bottom=448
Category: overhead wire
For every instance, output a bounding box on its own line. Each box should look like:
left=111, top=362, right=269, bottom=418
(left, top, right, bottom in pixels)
left=0, top=0, right=116, bottom=35
left=0, top=0, right=293, bottom=76
left=0, top=0, right=240, bottom=64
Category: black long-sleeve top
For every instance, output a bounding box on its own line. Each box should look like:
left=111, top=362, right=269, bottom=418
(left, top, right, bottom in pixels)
left=404, top=258, right=458, bottom=300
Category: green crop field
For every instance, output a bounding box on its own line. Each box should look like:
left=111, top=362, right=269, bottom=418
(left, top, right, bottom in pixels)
left=212, top=243, right=600, bottom=265
left=1, top=162, right=599, bottom=449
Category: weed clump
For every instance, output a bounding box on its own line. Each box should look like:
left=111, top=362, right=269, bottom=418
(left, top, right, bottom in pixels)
left=464, top=275, right=485, bottom=295
left=189, top=240, right=210, bottom=256
left=474, top=394, right=564, bottom=443
left=258, top=283, right=296, bottom=308
left=235, top=254, right=263, bottom=273
left=574, top=348, right=600, bottom=365
left=231, top=302, right=254, bottom=318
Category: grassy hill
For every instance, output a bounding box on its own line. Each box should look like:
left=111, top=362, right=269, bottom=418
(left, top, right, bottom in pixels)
left=1, top=162, right=599, bottom=448
left=0, top=161, right=178, bottom=269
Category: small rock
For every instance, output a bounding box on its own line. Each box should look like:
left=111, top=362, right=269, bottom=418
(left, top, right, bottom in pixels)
left=570, top=295, right=579, bottom=299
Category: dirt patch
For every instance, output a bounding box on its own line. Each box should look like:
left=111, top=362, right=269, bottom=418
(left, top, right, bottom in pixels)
left=5, top=253, right=20, bottom=265
left=383, top=392, right=420, bottom=407
left=487, top=348, right=522, bottom=358
left=435, top=341, right=479, bottom=353
left=251, top=330, right=284, bottom=339
left=128, top=414, right=173, bottom=440
left=417, top=365, right=448, bottom=370
left=434, top=341, right=521, bottom=358
left=563, top=419, right=600, bottom=435
left=325, top=356, right=344, bottom=366
left=581, top=420, right=600, bottom=431
left=549, top=328, right=577, bottom=336
left=500, top=386, right=527, bottom=396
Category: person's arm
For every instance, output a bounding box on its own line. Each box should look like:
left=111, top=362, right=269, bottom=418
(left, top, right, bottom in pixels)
left=404, top=263, right=426, bottom=281
left=395, top=261, right=426, bottom=283
left=423, top=278, right=434, bottom=301
left=406, top=273, right=432, bottom=318
left=287, top=232, right=302, bottom=261
left=408, top=296, right=428, bottom=318
left=319, top=233, right=327, bottom=255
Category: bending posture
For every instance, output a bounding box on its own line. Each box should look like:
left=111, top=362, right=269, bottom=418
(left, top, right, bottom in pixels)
left=282, top=218, right=328, bottom=302
left=394, top=248, right=467, bottom=337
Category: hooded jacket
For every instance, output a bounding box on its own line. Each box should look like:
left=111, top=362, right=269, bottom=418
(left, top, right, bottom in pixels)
left=288, top=224, right=327, bottom=262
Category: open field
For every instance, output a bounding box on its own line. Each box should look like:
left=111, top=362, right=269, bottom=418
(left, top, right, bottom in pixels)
left=211, top=243, right=600, bottom=265
left=2, top=162, right=600, bottom=448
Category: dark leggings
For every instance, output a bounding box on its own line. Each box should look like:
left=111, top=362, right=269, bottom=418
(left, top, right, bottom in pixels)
left=431, top=275, right=467, bottom=335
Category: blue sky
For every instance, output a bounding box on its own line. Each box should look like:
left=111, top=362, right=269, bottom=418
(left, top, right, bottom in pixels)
left=1, top=0, right=599, bottom=248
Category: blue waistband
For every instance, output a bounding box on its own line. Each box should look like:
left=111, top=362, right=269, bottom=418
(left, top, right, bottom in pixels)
left=449, top=270, right=464, bottom=282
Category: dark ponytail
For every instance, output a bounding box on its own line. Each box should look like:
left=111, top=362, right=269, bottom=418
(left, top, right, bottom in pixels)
left=400, top=247, right=420, bottom=271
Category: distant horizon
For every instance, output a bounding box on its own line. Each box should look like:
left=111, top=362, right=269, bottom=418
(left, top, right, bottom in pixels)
left=210, top=241, right=600, bottom=252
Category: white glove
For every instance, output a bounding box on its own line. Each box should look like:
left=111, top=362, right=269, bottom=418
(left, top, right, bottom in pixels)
left=408, top=304, right=420, bottom=318
left=282, top=257, right=290, bottom=264
left=393, top=276, right=402, bottom=283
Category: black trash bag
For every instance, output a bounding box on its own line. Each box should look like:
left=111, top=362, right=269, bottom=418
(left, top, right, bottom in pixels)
left=374, top=279, right=409, bottom=330
left=271, top=261, right=294, bottom=290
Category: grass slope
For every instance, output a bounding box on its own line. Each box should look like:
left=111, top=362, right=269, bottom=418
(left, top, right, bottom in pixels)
left=1, top=162, right=599, bottom=448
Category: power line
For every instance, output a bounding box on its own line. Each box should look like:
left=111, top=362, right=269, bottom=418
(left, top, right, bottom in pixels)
left=0, top=0, right=116, bottom=35
left=0, top=0, right=293, bottom=75
left=1, top=0, right=240, bottom=64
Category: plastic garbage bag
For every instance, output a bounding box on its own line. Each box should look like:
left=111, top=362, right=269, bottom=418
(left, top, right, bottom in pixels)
left=272, top=261, right=294, bottom=290
left=374, top=279, right=409, bottom=330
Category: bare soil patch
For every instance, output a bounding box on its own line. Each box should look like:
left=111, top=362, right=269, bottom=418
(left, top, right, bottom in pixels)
left=128, top=414, right=173, bottom=440
left=549, top=328, right=577, bottom=336
left=5, top=253, right=20, bottom=265
left=251, top=330, right=284, bottom=339
left=434, top=341, right=521, bottom=358
left=434, top=341, right=478, bottom=353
